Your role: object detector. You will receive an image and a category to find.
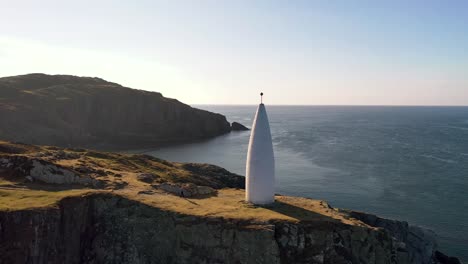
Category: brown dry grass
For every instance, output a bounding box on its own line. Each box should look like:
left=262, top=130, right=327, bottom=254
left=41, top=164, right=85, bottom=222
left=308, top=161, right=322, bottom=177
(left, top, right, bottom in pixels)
left=0, top=141, right=366, bottom=227
left=118, top=188, right=367, bottom=226
left=0, top=188, right=93, bottom=210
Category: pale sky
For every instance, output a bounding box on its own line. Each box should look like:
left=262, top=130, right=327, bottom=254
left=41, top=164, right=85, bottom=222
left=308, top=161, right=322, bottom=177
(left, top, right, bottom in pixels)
left=1, top=0, right=467, bottom=105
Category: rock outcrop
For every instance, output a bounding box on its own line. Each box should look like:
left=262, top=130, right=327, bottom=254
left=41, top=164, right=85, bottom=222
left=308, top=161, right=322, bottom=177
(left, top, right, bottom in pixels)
left=155, top=182, right=217, bottom=197
left=0, top=141, right=245, bottom=190
left=231, top=122, right=249, bottom=131
left=136, top=173, right=159, bottom=183
left=433, top=251, right=463, bottom=264
left=0, top=155, right=104, bottom=188
left=346, top=210, right=438, bottom=264
left=0, top=74, right=231, bottom=149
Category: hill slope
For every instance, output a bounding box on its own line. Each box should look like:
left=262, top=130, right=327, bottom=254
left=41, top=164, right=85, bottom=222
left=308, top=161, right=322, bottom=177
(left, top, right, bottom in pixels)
left=0, top=74, right=231, bottom=149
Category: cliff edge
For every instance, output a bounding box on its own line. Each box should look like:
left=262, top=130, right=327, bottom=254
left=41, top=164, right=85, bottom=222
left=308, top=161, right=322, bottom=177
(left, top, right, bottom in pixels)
left=0, top=141, right=461, bottom=264
left=0, top=74, right=231, bottom=149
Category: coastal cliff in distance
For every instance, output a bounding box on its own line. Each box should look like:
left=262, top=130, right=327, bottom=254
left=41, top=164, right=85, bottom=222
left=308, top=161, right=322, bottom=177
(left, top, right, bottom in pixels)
left=0, top=74, right=231, bottom=149
left=0, top=141, right=461, bottom=264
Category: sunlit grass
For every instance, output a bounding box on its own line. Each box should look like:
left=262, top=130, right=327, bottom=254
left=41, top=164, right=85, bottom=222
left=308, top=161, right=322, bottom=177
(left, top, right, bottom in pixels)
left=120, top=188, right=364, bottom=226
left=0, top=189, right=93, bottom=210
left=0, top=141, right=364, bottom=227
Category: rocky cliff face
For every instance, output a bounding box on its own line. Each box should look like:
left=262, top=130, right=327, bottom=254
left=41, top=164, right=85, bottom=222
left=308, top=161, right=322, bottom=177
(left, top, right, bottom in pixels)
left=0, top=193, right=459, bottom=264
left=0, top=141, right=461, bottom=264
left=0, top=74, right=231, bottom=149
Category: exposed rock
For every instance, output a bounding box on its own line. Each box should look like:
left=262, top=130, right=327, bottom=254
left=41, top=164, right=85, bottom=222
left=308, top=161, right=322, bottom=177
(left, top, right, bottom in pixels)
left=0, top=155, right=102, bottom=188
left=0, top=73, right=231, bottom=149
left=0, top=141, right=245, bottom=190
left=196, top=185, right=217, bottom=195
left=231, top=122, right=249, bottom=131
left=0, top=157, right=12, bottom=168
left=31, top=160, right=81, bottom=184
left=180, top=163, right=245, bottom=189
left=433, top=251, right=462, bottom=264
left=137, top=190, right=155, bottom=195
left=156, top=182, right=217, bottom=197
left=346, top=210, right=438, bottom=264
left=136, top=173, right=158, bottom=183
left=73, top=165, right=93, bottom=174
left=54, top=150, right=80, bottom=160
left=156, top=182, right=183, bottom=195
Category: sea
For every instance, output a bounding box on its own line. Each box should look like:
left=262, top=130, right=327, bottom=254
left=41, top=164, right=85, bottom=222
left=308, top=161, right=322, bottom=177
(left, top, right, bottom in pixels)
left=143, top=105, right=468, bottom=260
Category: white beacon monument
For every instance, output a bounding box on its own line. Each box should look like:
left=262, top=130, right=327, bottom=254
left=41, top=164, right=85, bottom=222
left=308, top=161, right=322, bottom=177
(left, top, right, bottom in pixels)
left=246, top=92, right=275, bottom=204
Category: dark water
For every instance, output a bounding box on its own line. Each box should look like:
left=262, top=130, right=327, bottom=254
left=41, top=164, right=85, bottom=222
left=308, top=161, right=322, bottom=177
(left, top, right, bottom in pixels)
left=145, top=105, right=468, bottom=260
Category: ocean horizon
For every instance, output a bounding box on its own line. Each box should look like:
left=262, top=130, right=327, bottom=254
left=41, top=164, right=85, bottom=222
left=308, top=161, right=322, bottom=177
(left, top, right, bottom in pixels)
left=145, top=105, right=468, bottom=261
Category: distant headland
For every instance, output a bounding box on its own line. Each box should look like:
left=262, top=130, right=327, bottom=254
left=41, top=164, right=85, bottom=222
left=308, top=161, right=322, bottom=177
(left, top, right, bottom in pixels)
left=0, top=73, right=247, bottom=150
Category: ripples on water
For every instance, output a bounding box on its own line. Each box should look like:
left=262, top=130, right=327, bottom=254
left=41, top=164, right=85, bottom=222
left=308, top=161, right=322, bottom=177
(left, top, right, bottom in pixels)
left=145, top=105, right=468, bottom=260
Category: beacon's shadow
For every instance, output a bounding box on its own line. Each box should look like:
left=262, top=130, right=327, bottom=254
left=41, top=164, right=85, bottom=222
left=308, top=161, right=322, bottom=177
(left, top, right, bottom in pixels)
left=256, top=199, right=340, bottom=222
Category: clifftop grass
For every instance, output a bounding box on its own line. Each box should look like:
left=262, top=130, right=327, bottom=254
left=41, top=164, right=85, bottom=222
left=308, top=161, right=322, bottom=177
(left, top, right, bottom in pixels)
left=0, top=141, right=367, bottom=227
left=0, top=189, right=92, bottom=210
